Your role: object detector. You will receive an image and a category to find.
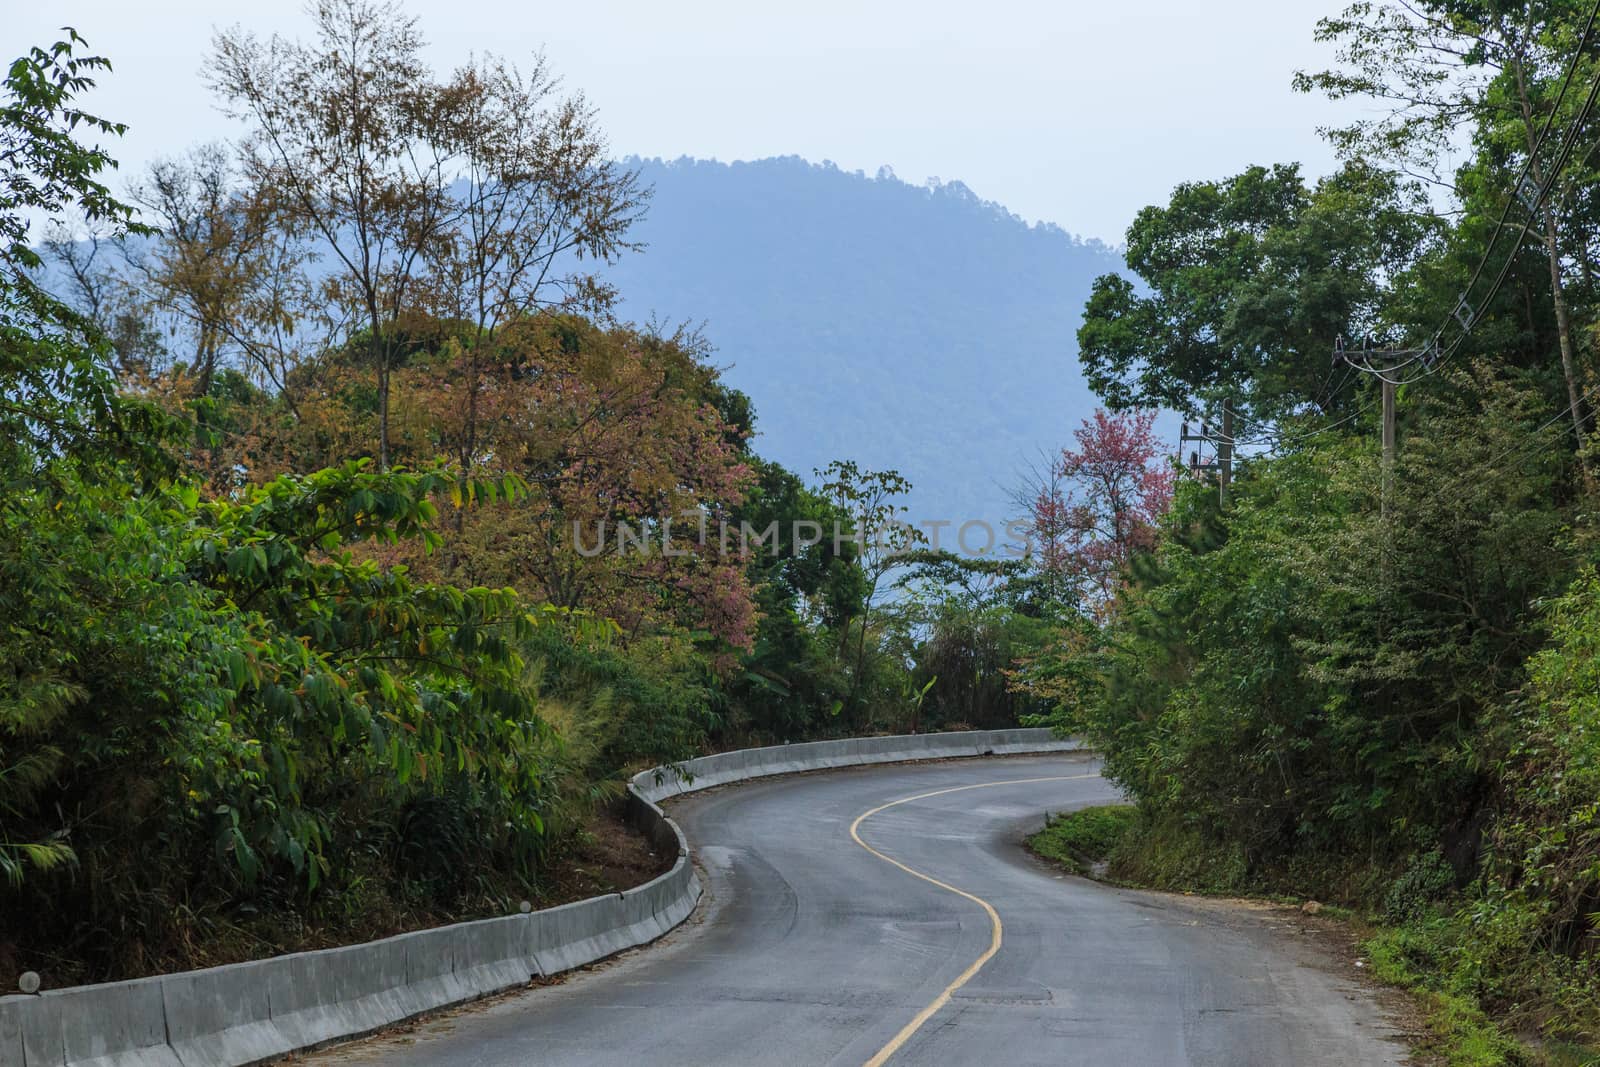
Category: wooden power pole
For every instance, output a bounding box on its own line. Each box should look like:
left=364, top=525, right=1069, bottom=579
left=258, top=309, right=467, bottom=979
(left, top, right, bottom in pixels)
left=1381, top=379, right=1396, bottom=517
left=1218, top=397, right=1234, bottom=508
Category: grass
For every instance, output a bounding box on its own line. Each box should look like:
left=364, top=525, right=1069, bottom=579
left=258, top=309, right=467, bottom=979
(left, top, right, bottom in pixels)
left=1363, top=921, right=1600, bottom=1067
left=1365, top=924, right=1525, bottom=1066
left=1028, top=804, right=1137, bottom=876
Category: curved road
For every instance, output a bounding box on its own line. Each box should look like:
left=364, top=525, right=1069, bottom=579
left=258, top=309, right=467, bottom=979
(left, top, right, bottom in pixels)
left=311, top=754, right=1407, bottom=1066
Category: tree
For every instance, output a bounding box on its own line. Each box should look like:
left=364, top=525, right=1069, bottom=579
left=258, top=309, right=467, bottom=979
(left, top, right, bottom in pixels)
left=0, top=32, right=154, bottom=468
left=1296, top=0, right=1600, bottom=440
left=208, top=1, right=647, bottom=472
left=426, top=53, right=646, bottom=478
left=209, top=0, right=455, bottom=469
left=383, top=316, right=760, bottom=653
left=1040, top=367, right=1574, bottom=874
left=40, top=222, right=167, bottom=381
left=890, top=551, right=1051, bottom=731
left=121, top=145, right=322, bottom=405
left=816, top=460, right=925, bottom=724
left=1022, top=409, right=1173, bottom=613
left=1010, top=446, right=1079, bottom=611
left=721, top=456, right=860, bottom=740
left=1077, top=162, right=1429, bottom=426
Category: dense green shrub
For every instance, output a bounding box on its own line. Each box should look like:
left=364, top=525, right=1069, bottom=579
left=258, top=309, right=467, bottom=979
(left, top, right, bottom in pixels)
left=0, top=463, right=568, bottom=963
left=1383, top=851, right=1457, bottom=924
left=1049, top=371, right=1573, bottom=877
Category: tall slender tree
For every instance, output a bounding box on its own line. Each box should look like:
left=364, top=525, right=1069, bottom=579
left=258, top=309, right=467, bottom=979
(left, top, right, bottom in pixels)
left=427, top=54, right=647, bottom=478
left=209, top=0, right=453, bottom=468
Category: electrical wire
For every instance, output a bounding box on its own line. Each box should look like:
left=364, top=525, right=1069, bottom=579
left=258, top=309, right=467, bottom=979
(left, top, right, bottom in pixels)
left=1340, top=0, right=1600, bottom=385
left=1264, top=402, right=1377, bottom=447
left=1436, top=0, right=1597, bottom=338
left=1190, top=32, right=1600, bottom=462
left=1192, top=396, right=1376, bottom=457
left=1184, top=6, right=1600, bottom=463
left=1399, top=56, right=1600, bottom=384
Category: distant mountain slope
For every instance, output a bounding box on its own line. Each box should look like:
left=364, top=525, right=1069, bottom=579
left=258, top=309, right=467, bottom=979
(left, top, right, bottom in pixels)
left=603, top=156, right=1123, bottom=532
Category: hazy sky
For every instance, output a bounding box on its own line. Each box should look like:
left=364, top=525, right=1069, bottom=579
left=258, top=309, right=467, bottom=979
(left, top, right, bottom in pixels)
left=9, top=1, right=1365, bottom=244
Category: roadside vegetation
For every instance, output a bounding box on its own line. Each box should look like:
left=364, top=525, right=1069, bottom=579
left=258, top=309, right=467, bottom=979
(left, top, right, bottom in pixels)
left=1013, top=5, right=1600, bottom=1060
left=1029, top=806, right=1137, bottom=877
left=0, top=7, right=1064, bottom=986
left=1029, top=806, right=1545, bottom=1066
left=9, top=5, right=1600, bottom=1062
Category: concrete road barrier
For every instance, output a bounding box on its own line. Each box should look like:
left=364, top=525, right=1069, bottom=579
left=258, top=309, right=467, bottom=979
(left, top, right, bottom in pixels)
left=526, top=893, right=624, bottom=976
left=162, top=958, right=282, bottom=1067
left=6, top=728, right=1078, bottom=1066
left=630, top=727, right=1081, bottom=804
left=58, top=977, right=174, bottom=1067
left=268, top=941, right=399, bottom=1053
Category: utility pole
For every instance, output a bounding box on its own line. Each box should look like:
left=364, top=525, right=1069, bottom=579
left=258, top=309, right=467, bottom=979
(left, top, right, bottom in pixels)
left=1381, top=379, right=1396, bottom=518
left=1217, top=397, right=1234, bottom=508
left=1335, top=337, right=1428, bottom=510
left=1179, top=402, right=1233, bottom=508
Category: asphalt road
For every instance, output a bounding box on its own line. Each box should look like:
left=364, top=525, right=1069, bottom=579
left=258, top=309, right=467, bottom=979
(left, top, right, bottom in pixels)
left=309, top=754, right=1408, bottom=1066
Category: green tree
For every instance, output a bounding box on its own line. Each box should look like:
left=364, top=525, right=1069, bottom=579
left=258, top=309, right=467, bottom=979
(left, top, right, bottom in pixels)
left=894, top=553, right=1053, bottom=731
left=1077, top=161, right=1428, bottom=426
left=817, top=460, right=925, bottom=727
left=1050, top=367, right=1572, bottom=871
left=0, top=32, right=156, bottom=469
left=722, top=457, right=860, bottom=740
left=0, top=31, right=157, bottom=887
left=1296, top=0, right=1600, bottom=440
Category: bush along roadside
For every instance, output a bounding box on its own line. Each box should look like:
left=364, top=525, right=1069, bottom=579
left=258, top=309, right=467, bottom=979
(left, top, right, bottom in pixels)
left=1027, top=805, right=1599, bottom=1067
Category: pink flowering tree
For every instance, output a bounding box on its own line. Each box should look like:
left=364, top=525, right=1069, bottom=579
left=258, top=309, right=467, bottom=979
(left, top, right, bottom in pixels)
left=1026, top=409, right=1174, bottom=613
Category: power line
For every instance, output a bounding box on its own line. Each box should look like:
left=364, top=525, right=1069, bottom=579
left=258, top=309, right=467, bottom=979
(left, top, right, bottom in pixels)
left=1226, top=29, right=1600, bottom=457
left=1411, top=54, right=1600, bottom=384
left=1435, top=0, right=1599, bottom=345
left=1177, top=8, right=1600, bottom=474
left=1221, top=394, right=1376, bottom=453
left=1479, top=381, right=1600, bottom=474
left=1263, top=403, right=1376, bottom=447
left=1338, top=0, right=1600, bottom=386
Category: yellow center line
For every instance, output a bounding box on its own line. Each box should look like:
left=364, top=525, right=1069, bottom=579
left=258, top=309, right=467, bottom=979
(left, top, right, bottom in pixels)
left=851, top=772, right=1101, bottom=1067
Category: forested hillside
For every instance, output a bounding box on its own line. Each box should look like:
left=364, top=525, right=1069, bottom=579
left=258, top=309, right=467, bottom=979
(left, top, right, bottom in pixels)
left=603, top=156, right=1121, bottom=524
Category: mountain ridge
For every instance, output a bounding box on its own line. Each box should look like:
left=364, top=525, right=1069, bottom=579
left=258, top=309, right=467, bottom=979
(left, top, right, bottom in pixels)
left=602, top=154, right=1125, bottom=528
